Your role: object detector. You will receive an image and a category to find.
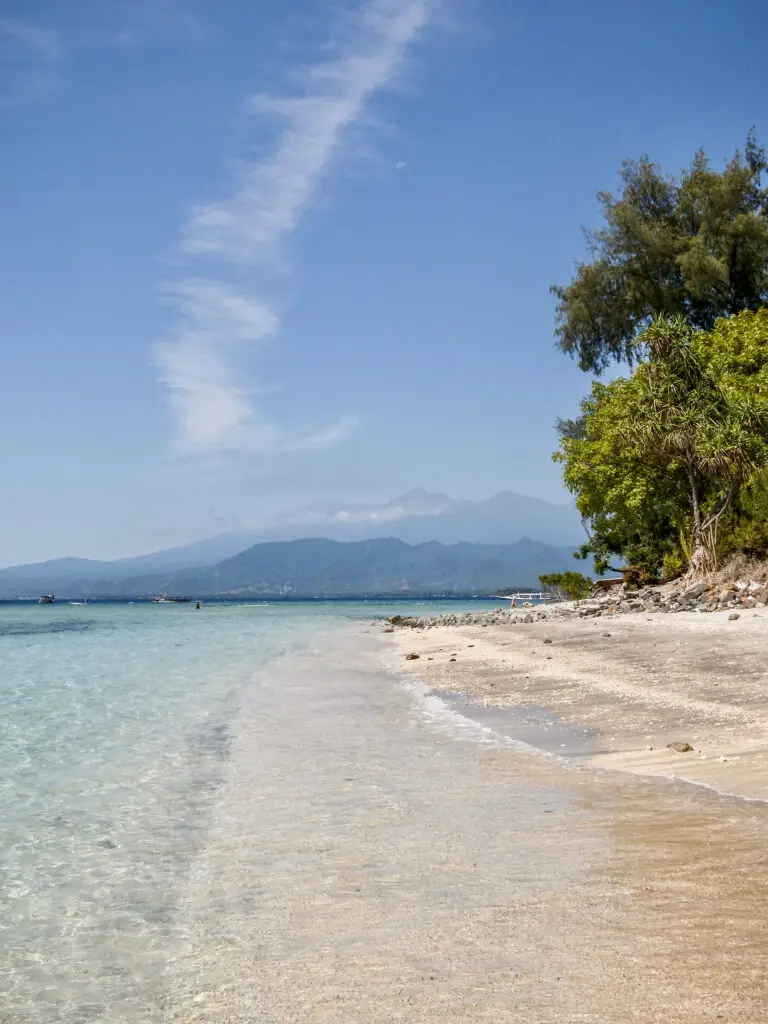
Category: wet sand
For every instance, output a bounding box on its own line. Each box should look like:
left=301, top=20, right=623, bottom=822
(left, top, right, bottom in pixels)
left=385, top=607, right=768, bottom=802
left=168, top=625, right=768, bottom=1022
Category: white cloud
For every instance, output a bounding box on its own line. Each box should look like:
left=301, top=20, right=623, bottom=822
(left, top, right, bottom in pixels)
left=156, top=0, right=437, bottom=457
left=182, top=0, right=434, bottom=265
left=155, top=279, right=277, bottom=451
left=155, top=279, right=358, bottom=454
left=0, top=17, right=63, bottom=104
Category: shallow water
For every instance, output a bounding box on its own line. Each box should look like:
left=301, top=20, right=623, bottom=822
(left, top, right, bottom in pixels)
left=0, top=599, right=499, bottom=1020
left=2, top=600, right=767, bottom=1021
left=428, top=688, right=600, bottom=756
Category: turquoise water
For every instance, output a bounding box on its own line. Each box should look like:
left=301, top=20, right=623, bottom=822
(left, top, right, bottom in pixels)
left=0, top=598, right=501, bottom=1021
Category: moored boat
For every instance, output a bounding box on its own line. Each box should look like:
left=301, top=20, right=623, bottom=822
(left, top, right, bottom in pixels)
left=39, top=593, right=55, bottom=604
left=151, top=595, right=190, bottom=603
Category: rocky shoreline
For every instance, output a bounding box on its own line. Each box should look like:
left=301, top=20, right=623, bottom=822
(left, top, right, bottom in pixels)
left=387, top=578, right=768, bottom=630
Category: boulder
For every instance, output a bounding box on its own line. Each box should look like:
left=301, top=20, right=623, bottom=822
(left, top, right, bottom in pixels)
left=405, top=653, right=420, bottom=661
left=667, top=742, right=694, bottom=753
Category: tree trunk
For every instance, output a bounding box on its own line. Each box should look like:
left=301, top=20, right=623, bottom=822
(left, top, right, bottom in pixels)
left=686, top=533, right=716, bottom=579
left=684, top=462, right=717, bottom=580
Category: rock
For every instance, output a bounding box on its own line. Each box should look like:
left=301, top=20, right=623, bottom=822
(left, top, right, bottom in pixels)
left=97, top=838, right=117, bottom=849
left=543, top=638, right=553, bottom=645
left=382, top=627, right=394, bottom=633
left=728, top=613, right=740, bottom=621
left=602, top=632, right=612, bottom=637
left=449, top=658, right=456, bottom=662
left=667, top=742, right=694, bottom=753
left=681, top=581, right=708, bottom=600
left=405, top=653, right=420, bottom=661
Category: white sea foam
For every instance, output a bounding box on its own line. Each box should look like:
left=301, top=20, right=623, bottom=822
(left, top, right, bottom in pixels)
left=401, top=674, right=557, bottom=757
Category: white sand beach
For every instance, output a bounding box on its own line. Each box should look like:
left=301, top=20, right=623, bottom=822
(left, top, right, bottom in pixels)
left=383, top=606, right=768, bottom=802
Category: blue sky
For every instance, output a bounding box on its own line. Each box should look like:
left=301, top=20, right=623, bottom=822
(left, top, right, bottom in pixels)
left=1, top=0, right=766, bottom=564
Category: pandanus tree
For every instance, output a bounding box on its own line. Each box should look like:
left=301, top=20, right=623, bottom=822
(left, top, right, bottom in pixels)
left=557, top=311, right=768, bottom=580
left=630, top=315, right=768, bottom=577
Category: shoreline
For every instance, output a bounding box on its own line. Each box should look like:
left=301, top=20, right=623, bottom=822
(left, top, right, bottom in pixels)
left=379, top=605, right=768, bottom=803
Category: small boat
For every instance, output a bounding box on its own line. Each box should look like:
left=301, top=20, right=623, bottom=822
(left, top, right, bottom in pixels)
left=39, top=593, right=55, bottom=604
left=151, top=595, right=190, bottom=603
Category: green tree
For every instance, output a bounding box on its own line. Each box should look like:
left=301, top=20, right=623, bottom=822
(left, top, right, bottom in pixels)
left=557, top=312, right=768, bottom=579
left=556, top=378, right=685, bottom=578
left=538, top=571, right=592, bottom=601
left=719, top=469, right=768, bottom=559
left=552, top=134, right=768, bottom=373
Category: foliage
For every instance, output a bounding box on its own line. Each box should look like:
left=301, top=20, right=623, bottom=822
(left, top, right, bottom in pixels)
left=556, top=377, right=685, bottom=577
left=718, top=468, right=768, bottom=559
left=538, top=570, right=592, bottom=600
left=556, top=311, right=768, bottom=579
left=555, top=415, right=587, bottom=440
left=552, top=133, right=768, bottom=372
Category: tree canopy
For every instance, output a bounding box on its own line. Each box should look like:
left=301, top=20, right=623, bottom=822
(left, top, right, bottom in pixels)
left=552, top=134, right=768, bottom=373
left=556, top=309, right=768, bottom=579
left=538, top=571, right=592, bottom=601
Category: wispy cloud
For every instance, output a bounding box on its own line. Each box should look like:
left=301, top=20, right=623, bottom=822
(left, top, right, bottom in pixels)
left=182, top=0, right=434, bottom=265
left=0, top=17, right=63, bottom=105
left=156, top=0, right=437, bottom=456
left=156, top=279, right=278, bottom=452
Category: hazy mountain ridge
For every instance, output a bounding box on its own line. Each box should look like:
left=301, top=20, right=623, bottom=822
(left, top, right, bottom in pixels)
left=0, top=537, right=584, bottom=600
left=0, top=490, right=581, bottom=589
left=255, top=489, right=581, bottom=546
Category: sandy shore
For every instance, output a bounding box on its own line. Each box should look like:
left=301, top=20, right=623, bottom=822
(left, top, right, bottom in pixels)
left=381, top=606, right=768, bottom=802
left=177, top=627, right=768, bottom=1021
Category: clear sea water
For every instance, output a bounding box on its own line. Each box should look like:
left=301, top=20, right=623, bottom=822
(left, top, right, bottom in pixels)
left=0, top=598, right=502, bottom=1021
left=5, top=599, right=765, bottom=1022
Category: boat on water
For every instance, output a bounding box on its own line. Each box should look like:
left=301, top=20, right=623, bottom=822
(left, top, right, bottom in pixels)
left=151, top=595, right=190, bottom=603
left=39, top=593, right=55, bottom=604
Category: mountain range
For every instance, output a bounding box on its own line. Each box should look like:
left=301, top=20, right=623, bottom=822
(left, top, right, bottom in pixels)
left=0, top=537, right=583, bottom=600
left=0, top=490, right=584, bottom=599
left=246, top=489, right=582, bottom=547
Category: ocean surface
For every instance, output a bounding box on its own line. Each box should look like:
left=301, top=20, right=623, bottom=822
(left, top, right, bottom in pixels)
left=0, top=598, right=504, bottom=1022
left=7, top=598, right=766, bottom=1022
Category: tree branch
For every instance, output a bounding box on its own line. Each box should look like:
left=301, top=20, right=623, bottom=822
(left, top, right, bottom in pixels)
left=702, top=483, right=735, bottom=530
